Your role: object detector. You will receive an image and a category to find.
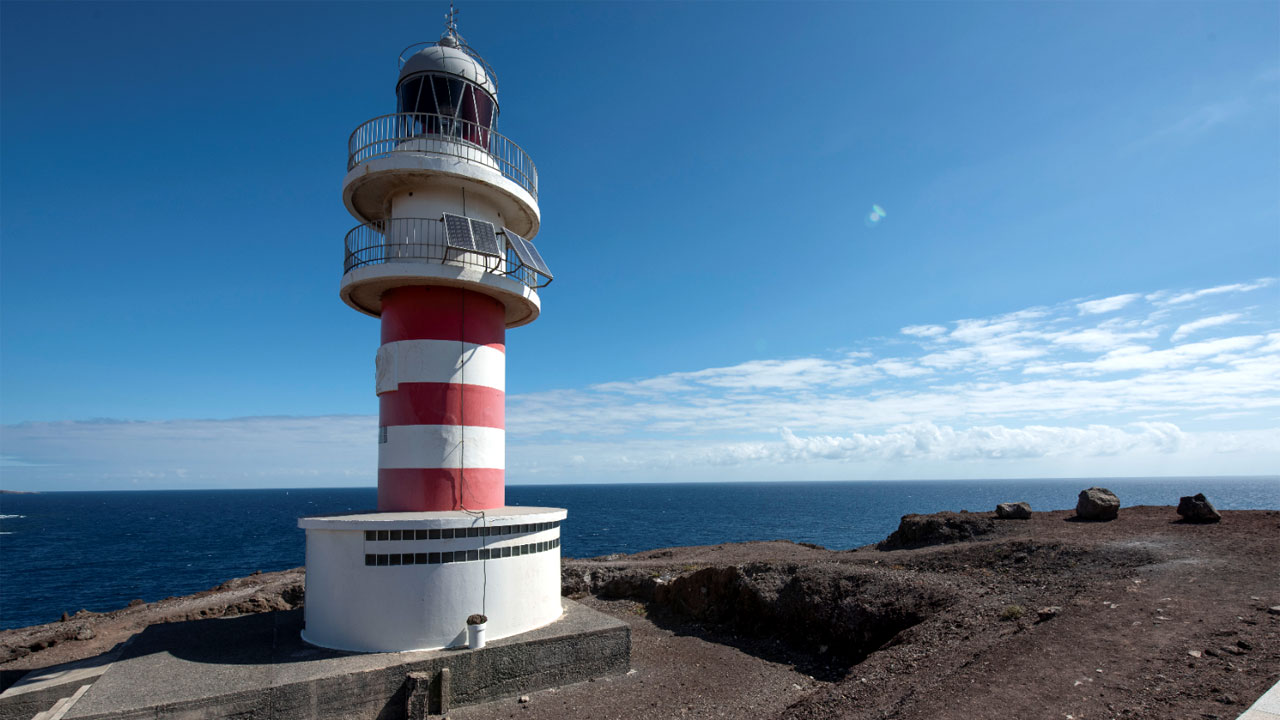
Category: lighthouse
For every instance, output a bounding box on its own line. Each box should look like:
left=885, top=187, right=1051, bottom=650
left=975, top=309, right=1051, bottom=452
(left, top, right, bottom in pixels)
left=299, top=10, right=564, bottom=653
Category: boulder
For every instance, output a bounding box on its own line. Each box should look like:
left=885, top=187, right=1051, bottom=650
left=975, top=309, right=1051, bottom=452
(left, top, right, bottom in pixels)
left=1176, top=493, right=1221, bottom=523
left=996, top=502, right=1032, bottom=519
left=1036, top=606, right=1062, bottom=622
left=879, top=511, right=995, bottom=549
left=1076, top=487, right=1120, bottom=521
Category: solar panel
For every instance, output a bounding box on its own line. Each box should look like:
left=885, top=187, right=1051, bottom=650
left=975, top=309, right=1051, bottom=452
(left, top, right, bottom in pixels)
left=469, top=218, right=502, bottom=257
left=522, top=237, right=552, bottom=278
left=443, top=213, right=475, bottom=251
left=503, top=228, right=532, bottom=265
left=503, top=229, right=553, bottom=279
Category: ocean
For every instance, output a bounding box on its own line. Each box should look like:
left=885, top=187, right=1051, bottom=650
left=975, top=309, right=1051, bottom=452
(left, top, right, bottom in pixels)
left=1, top=477, right=1276, bottom=631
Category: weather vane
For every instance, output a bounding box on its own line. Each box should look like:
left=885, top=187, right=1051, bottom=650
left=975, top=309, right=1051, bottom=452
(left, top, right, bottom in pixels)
left=442, top=2, right=460, bottom=42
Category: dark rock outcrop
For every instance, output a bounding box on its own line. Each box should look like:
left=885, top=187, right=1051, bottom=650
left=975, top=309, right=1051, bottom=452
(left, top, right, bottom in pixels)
left=1075, top=487, right=1120, bottom=521
left=996, top=502, right=1032, bottom=519
left=564, top=560, right=955, bottom=664
left=879, top=512, right=996, bottom=549
left=1177, top=493, right=1222, bottom=523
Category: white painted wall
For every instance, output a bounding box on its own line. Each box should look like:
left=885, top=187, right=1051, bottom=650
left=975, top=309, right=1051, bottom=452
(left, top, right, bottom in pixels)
left=390, top=181, right=505, bottom=230
left=299, top=508, right=566, bottom=653
left=378, top=424, right=504, bottom=469
left=375, top=340, right=506, bottom=395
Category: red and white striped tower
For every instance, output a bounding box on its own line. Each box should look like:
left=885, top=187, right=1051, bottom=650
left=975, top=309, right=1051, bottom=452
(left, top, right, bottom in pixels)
left=299, top=10, right=565, bottom=653
left=375, top=285, right=508, bottom=512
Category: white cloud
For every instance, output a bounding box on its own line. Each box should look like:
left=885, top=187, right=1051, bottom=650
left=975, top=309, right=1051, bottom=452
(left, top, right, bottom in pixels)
left=594, top=355, right=880, bottom=394
left=1132, top=98, right=1251, bottom=150
left=1171, top=313, right=1243, bottom=342
left=1077, top=294, right=1140, bottom=315
left=1050, top=328, right=1158, bottom=352
left=874, top=359, right=933, bottom=378
left=1154, top=101, right=1247, bottom=140
left=1, top=416, right=377, bottom=488
left=769, top=421, right=1188, bottom=463
left=1160, top=279, right=1273, bottom=306
left=901, top=324, right=947, bottom=338
left=506, top=423, right=1280, bottom=482
left=1028, top=335, right=1266, bottom=375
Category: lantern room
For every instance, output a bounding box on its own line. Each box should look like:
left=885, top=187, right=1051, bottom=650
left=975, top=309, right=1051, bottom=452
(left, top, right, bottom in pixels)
left=395, top=35, right=498, bottom=146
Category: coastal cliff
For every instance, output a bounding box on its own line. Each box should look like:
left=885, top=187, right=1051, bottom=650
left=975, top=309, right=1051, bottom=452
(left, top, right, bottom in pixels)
left=2, top=505, right=1278, bottom=719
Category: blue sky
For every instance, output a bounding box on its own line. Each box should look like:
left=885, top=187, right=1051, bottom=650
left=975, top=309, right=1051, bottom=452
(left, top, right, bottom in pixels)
left=1, top=1, right=1277, bottom=490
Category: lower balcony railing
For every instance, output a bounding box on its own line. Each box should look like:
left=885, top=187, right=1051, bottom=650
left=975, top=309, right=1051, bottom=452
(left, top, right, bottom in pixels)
left=343, top=217, right=550, bottom=290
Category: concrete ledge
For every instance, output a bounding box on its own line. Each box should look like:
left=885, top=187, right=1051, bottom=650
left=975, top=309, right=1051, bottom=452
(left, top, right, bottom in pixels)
left=0, top=600, right=627, bottom=720
left=1239, top=677, right=1280, bottom=720
left=0, top=645, right=127, bottom=720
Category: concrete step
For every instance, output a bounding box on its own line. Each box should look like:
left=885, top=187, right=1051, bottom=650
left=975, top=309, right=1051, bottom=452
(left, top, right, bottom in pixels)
left=45, top=686, right=90, bottom=720
left=29, top=694, right=67, bottom=720
left=28, top=684, right=90, bottom=720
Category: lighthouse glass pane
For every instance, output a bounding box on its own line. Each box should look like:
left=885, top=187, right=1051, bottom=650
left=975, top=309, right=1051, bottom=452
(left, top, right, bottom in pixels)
left=430, top=76, right=465, bottom=118
left=397, top=77, right=425, bottom=114
left=448, top=79, right=465, bottom=116
left=457, top=85, right=492, bottom=145
left=458, top=85, right=481, bottom=144
left=474, top=91, right=494, bottom=129
left=432, top=76, right=452, bottom=114
left=425, top=76, right=452, bottom=136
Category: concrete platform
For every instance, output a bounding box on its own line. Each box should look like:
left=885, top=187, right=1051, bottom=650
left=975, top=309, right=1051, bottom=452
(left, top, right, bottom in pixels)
left=1240, top=678, right=1280, bottom=720
left=1, top=599, right=628, bottom=720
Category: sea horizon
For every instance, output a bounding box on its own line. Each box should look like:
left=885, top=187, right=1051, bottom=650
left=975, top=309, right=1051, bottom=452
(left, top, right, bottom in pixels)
left=4, top=473, right=1276, bottom=494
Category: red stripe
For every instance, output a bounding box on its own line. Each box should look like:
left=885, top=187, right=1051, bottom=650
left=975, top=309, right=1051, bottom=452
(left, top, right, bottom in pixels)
left=379, top=383, right=505, bottom=429
left=381, top=286, right=506, bottom=348
left=378, top=468, right=504, bottom=512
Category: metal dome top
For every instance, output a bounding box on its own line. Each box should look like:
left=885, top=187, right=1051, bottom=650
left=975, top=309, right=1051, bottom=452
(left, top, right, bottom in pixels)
left=398, top=5, right=498, bottom=97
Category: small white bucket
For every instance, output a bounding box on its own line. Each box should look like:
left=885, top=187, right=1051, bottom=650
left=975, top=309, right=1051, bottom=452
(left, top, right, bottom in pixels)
left=467, top=622, right=487, bottom=650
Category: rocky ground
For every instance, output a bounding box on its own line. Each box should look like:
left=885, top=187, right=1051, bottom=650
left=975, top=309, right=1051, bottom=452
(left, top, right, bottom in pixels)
left=0, top=569, right=304, bottom=685
left=2, top=505, right=1278, bottom=719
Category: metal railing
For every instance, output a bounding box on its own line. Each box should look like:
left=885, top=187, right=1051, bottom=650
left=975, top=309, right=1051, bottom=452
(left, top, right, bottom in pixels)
left=348, top=113, right=538, bottom=201
left=343, top=217, right=551, bottom=289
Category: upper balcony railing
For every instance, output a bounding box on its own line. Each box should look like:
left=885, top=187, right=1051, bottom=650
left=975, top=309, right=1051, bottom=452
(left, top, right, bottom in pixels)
left=344, top=217, right=550, bottom=289
left=348, top=113, right=538, bottom=201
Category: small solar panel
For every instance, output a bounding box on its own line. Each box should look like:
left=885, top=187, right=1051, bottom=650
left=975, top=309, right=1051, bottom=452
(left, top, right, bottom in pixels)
left=469, top=218, right=502, bottom=257
left=503, top=229, right=553, bottom=279
left=443, top=213, right=475, bottom=251
left=503, top=229, right=531, bottom=264
left=522, top=237, right=552, bottom=278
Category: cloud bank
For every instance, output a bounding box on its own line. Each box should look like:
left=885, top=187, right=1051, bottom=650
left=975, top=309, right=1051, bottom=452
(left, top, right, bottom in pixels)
left=3, top=279, right=1277, bottom=489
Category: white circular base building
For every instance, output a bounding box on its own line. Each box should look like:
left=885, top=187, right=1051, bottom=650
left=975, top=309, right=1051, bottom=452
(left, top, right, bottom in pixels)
left=299, top=506, right=566, bottom=653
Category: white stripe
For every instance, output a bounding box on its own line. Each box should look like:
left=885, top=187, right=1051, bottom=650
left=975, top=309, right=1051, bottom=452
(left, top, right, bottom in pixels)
left=379, top=425, right=506, bottom=469
left=376, top=340, right=505, bottom=395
